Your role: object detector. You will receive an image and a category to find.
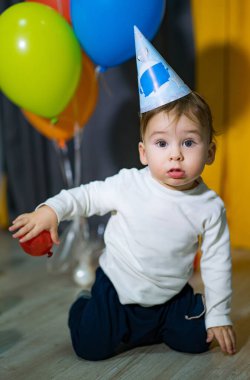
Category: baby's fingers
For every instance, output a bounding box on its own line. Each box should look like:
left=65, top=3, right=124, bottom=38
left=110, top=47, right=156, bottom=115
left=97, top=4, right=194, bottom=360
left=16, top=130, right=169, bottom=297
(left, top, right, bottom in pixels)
left=19, top=225, right=45, bottom=242
left=9, top=215, right=30, bottom=232
left=223, top=329, right=236, bottom=355
left=50, top=228, right=60, bottom=245
left=12, top=224, right=35, bottom=240
left=9, top=224, right=19, bottom=232
left=206, top=329, right=214, bottom=343
left=12, top=213, right=30, bottom=224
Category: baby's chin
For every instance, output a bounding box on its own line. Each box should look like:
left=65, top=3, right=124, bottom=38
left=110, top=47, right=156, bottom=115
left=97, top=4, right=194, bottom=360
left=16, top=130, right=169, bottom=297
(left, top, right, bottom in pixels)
left=159, top=178, right=198, bottom=191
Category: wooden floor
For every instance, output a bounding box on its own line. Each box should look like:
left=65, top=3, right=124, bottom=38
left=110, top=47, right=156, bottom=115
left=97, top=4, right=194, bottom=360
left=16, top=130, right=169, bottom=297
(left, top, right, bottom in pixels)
left=0, top=229, right=250, bottom=380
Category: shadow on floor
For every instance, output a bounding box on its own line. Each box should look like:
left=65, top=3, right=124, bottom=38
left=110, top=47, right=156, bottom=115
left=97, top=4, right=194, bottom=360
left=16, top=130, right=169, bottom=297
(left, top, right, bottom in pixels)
left=0, top=295, right=22, bottom=315
left=0, top=329, right=23, bottom=355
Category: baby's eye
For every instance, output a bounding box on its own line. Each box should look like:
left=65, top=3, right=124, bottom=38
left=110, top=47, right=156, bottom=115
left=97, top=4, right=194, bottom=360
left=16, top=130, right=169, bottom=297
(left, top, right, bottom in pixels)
left=156, top=140, right=167, bottom=148
left=183, top=139, right=195, bottom=148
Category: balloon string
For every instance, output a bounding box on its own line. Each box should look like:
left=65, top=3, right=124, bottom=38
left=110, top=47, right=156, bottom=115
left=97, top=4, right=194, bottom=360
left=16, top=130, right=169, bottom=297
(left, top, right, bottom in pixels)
left=71, top=106, right=90, bottom=238
left=53, top=141, right=73, bottom=189
left=95, top=67, right=113, bottom=97
left=73, top=124, right=83, bottom=187
left=53, top=120, right=83, bottom=189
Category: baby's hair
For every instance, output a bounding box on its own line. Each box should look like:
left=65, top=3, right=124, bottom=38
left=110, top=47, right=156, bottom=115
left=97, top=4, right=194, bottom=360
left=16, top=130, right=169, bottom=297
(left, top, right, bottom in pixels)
left=140, top=92, right=215, bottom=143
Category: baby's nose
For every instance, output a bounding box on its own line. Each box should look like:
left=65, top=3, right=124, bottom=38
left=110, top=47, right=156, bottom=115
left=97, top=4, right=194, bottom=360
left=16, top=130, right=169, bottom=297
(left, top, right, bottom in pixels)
left=169, top=147, right=183, bottom=161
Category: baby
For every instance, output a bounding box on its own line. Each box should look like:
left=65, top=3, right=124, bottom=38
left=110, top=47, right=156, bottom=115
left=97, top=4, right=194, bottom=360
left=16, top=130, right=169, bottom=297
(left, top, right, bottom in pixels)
left=9, top=28, right=236, bottom=360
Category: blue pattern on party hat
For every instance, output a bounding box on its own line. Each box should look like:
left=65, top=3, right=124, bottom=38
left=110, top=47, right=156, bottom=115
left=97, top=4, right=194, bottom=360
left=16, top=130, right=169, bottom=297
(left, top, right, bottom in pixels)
left=134, top=26, right=191, bottom=113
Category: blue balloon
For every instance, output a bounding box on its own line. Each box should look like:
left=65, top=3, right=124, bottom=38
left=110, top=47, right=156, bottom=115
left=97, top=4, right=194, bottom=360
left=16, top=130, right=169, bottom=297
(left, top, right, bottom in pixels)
left=71, top=0, right=166, bottom=70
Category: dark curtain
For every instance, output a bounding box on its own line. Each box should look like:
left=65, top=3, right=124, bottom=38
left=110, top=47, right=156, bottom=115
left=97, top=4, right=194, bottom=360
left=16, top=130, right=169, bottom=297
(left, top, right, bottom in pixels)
left=0, top=0, right=195, bottom=230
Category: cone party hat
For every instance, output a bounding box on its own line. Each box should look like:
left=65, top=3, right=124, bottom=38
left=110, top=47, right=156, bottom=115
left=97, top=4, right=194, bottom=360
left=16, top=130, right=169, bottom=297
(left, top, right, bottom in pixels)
left=134, top=26, right=191, bottom=113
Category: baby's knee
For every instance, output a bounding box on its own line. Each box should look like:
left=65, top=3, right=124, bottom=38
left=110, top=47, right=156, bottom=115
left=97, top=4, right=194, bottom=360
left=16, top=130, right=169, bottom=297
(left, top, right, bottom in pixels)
left=166, top=339, right=210, bottom=354
left=70, top=329, right=116, bottom=361
left=163, top=325, right=210, bottom=354
left=68, top=303, right=117, bottom=360
left=67, top=297, right=103, bottom=360
left=72, top=341, right=105, bottom=361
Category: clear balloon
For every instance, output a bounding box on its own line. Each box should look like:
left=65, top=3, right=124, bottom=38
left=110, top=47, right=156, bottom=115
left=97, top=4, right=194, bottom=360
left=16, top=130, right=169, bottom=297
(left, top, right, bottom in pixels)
left=26, top=0, right=71, bottom=23
left=22, top=52, right=98, bottom=143
left=71, top=0, right=166, bottom=70
left=0, top=2, right=81, bottom=118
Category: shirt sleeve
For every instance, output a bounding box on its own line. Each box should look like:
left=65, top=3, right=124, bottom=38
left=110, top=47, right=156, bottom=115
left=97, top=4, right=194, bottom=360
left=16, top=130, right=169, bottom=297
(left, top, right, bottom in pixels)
left=200, top=207, right=232, bottom=329
left=40, top=171, right=124, bottom=223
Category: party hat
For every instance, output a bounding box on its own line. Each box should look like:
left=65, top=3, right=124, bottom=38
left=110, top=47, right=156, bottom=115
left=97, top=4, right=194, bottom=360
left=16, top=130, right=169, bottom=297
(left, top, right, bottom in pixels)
left=134, top=26, right=191, bottom=113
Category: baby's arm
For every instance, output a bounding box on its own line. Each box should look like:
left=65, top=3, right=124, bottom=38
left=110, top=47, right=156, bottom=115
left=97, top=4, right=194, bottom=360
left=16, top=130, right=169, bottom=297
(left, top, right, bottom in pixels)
left=9, top=170, right=123, bottom=244
left=207, top=325, right=236, bottom=355
left=201, top=206, right=236, bottom=355
left=9, top=205, right=59, bottom=244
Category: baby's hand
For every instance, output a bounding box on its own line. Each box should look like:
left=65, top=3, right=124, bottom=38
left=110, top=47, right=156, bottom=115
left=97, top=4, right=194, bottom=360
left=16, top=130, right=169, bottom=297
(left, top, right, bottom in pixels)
left=8, top=205, right=60, bottom=244
left=207, top=325, right=236, bottom=355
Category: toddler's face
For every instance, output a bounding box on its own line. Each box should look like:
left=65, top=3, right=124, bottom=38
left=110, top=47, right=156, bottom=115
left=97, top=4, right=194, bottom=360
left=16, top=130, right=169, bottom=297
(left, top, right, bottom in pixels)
left=139, top=110, right=215, bottom=191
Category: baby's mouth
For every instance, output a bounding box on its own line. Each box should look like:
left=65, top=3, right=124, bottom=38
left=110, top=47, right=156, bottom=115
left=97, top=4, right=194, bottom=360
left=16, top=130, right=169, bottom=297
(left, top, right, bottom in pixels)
left=168, top=168, right=185, bottom=179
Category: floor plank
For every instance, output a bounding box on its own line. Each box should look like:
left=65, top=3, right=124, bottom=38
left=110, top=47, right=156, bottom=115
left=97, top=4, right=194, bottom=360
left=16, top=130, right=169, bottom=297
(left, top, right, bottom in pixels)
left=0, top=230, right=249, bottom=379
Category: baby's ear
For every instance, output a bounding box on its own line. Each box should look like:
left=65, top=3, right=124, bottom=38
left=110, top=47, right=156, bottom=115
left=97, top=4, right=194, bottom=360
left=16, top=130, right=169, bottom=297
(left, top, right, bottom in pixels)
left=138, top=141, right=148, bottom=165
left=206, top=142, right=216, bottom=165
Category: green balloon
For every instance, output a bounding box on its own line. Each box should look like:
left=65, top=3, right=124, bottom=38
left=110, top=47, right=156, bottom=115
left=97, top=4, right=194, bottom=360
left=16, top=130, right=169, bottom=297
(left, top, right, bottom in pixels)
left=0, top=2, right=82, bottom=118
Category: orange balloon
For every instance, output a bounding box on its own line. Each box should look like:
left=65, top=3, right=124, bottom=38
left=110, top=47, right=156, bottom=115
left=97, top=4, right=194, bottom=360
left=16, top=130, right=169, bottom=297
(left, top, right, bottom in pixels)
left=26, top=0, right=71, bottom=24
left=22, top=52, right=98, bottom=143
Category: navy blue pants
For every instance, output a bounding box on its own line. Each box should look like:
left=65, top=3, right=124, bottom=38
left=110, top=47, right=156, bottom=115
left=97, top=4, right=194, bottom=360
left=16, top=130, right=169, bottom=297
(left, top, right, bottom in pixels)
left=68, top=268, right=209, bottom=361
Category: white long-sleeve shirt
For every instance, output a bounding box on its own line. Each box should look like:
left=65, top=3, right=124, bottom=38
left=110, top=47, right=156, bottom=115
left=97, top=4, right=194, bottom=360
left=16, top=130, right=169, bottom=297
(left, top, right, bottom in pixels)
left=45, top=167, right=232, bottom=329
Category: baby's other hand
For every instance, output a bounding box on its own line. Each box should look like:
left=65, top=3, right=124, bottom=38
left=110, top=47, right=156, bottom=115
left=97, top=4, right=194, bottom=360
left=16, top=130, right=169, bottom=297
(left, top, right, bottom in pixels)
left=8, top=205, right=59, bottom=245
left=207, top=325, right=236, bottom=355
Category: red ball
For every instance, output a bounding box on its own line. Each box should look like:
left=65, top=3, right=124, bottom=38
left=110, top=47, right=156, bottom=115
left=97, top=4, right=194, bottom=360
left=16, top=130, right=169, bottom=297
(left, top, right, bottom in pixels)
left=19, top=230, right=53, bottom=257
